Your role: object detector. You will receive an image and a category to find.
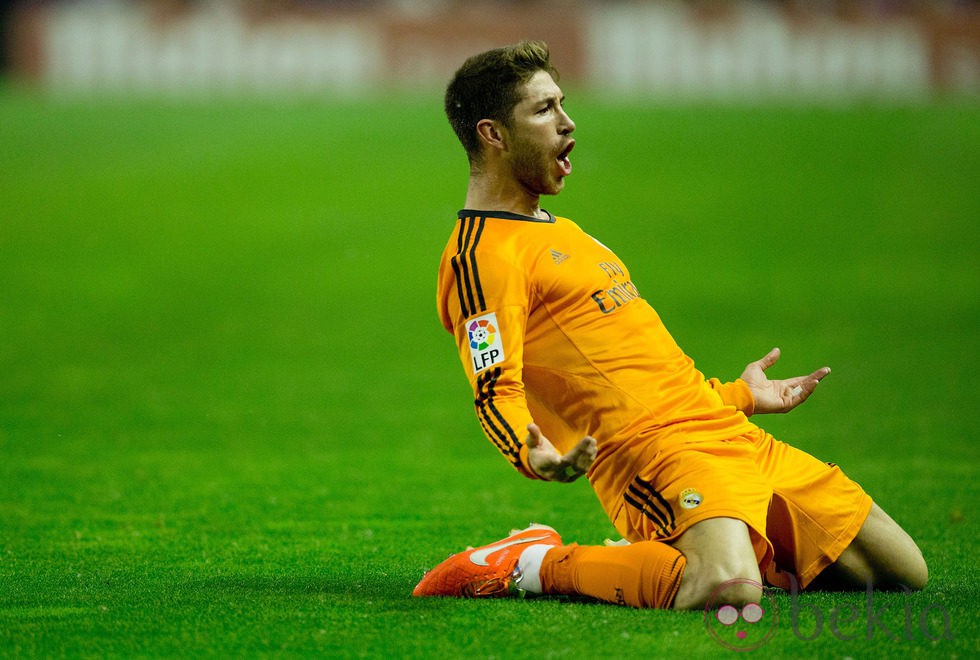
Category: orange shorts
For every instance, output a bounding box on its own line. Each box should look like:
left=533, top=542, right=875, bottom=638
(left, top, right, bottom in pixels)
left=609, top=427, right=872, bottom=588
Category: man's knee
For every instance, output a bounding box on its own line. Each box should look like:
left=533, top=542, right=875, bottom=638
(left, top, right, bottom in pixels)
left=825, top=503, right=929, bottom=592
left=673, top=556, right=762, bottom=610
left=670, top=517, right=763, bottom=610
left=905, top=550, right=929, bottom=590
left=876, top=540, right=928, bottom=591
left=880, top=542, right=928, bottom=591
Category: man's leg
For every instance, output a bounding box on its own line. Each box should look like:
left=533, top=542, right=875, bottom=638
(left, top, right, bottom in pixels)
left=670, top=517, right=763, bottom=610
left=414, top=523, right=689, bottom=609
left=810, top=502, right=927, bottom=590
left=413, top=518, right=769, bottom=610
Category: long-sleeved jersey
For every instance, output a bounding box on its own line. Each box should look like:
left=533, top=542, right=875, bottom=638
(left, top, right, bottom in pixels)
left=437, top=210, right=758, bottom=514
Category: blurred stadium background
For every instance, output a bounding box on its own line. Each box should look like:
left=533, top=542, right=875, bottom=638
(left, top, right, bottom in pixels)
left=2, top=0, right=978, bottom=102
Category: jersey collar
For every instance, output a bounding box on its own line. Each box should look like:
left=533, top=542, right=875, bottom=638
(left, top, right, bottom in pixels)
left=458, top=209, right=556, bottom=224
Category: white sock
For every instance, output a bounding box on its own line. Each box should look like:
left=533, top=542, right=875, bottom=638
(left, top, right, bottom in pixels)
left=516, top=544, right=553, bottom=594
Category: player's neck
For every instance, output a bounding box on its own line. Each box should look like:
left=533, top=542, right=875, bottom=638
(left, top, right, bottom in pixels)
left=465, top=173, right=543, bottom=220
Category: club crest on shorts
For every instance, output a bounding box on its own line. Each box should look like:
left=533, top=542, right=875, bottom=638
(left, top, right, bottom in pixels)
left=466, top=312, right=505, bottom=374
left=679, top=488, right=704, bottom=509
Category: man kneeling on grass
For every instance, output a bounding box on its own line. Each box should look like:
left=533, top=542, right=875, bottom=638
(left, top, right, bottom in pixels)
left=414, top=40, right=927, bottom=610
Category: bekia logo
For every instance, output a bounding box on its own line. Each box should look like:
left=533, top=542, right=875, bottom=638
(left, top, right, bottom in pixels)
left=704, top=579, right=778, bottom=652
left=704, top=575, right=954, bottom=652
left=467, top=312, right=505, bottom=374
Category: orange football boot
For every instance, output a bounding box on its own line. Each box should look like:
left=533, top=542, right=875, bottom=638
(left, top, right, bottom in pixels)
left=413, top=524, right=562, bottom=598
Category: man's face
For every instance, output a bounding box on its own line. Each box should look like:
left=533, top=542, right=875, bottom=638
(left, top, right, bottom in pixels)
left=505, top=70, right=576, bottom=197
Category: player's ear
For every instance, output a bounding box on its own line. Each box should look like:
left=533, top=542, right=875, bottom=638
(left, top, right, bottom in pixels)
left=476, top=119, right=507, bottom=152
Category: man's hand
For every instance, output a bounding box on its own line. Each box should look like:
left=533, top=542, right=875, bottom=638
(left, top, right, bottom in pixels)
left=525, top=423, right=597, bottom=482
left=740, top=347, right=831, bottom=414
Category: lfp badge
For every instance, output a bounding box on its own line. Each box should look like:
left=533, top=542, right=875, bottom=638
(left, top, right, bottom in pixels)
left=467, top=313, right=505, bottom=374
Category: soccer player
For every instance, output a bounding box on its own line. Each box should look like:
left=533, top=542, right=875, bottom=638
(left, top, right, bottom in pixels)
left=414, top=41, right=927, bottom=610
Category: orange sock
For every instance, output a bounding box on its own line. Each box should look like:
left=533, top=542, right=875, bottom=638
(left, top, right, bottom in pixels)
left=539, top=542, right=686, bottom=609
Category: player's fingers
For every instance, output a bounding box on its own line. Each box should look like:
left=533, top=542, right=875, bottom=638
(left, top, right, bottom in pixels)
left=757, top=347, right=781, bottom=370
left=525, top=423, right=542, bottom=448
left=788, top=375, right=824, bottom=401
left=810, top=366, right=831, bottom=382
left=584, top=436, right=597, bottom=462
left=572, top=435, right=596, bottom=457
left=570, top=436, right=597, bottom=470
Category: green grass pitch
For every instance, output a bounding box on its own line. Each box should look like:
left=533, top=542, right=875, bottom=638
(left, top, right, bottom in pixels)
left=1, top=87, right=977, bottom=657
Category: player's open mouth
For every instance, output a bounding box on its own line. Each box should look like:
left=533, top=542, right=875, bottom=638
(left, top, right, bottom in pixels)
left=557, top=141, right=574, bottom=177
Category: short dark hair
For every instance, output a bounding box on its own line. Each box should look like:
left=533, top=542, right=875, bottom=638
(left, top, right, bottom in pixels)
left=445, top=40, right=558, bottom=161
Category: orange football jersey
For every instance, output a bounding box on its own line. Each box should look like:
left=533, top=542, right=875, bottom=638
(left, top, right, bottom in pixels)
left=437, top=210, right=757, bottom=507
